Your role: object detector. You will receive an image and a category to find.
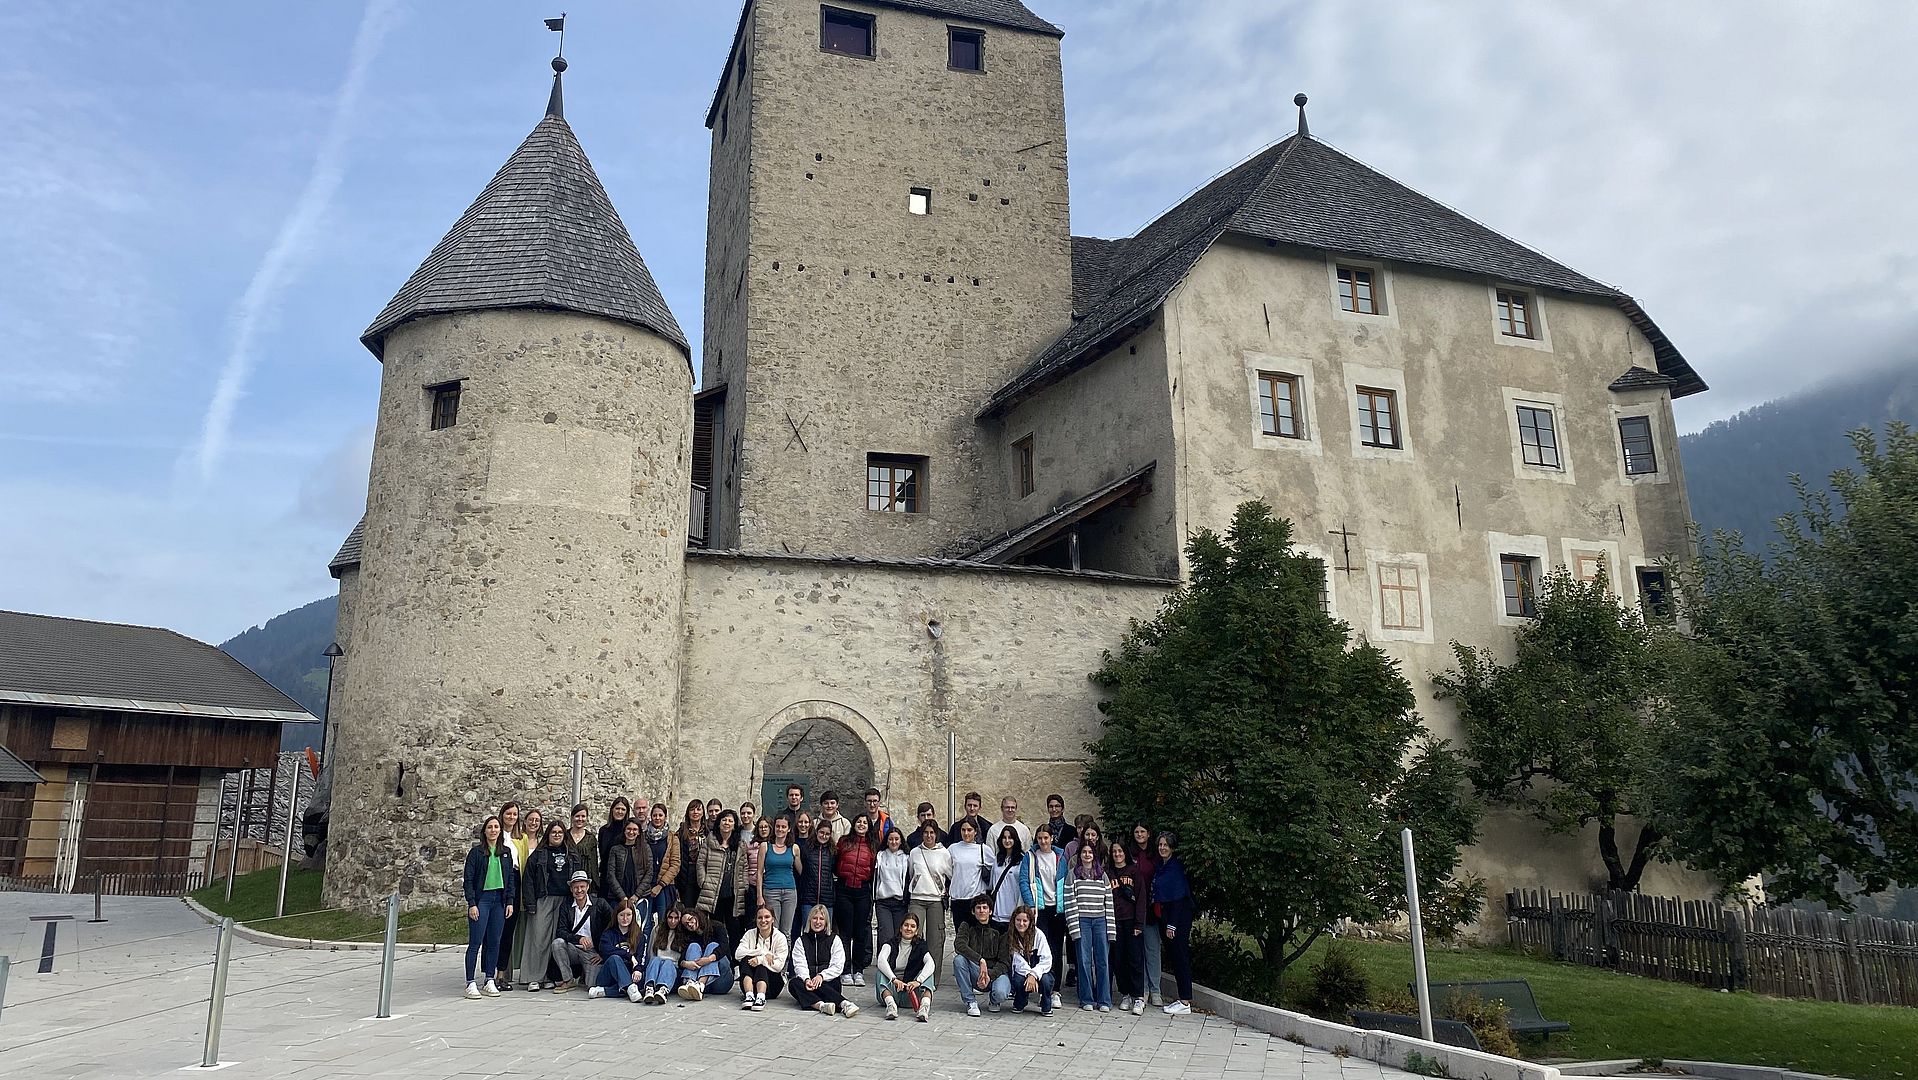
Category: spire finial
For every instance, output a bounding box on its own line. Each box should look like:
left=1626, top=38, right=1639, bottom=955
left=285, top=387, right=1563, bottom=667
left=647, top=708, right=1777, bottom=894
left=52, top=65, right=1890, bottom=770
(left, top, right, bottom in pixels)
left=1294, top=93, right=1309, bottom=138
left=545, top=14, right=567, bottom=119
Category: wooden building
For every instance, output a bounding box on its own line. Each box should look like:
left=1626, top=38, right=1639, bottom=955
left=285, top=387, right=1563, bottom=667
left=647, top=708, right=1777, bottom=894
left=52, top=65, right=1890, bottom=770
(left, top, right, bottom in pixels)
left=0, top=609, right=312, bottom=890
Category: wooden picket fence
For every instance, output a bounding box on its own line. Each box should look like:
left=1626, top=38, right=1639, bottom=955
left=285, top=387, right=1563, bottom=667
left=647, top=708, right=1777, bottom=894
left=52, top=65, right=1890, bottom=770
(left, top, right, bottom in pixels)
left=0, top=870, right=206, bottom=898
left=1506, top=889, right=1918, bottom=1007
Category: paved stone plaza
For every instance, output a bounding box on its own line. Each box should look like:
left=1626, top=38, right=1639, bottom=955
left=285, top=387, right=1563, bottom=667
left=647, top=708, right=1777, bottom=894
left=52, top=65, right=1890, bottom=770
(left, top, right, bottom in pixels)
left=0, top=893, right=1416, bottom=1080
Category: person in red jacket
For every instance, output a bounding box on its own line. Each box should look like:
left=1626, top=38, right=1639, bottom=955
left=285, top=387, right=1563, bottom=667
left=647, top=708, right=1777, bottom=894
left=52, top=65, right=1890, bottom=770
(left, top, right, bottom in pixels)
left=833, top=813, right=879, bottom=986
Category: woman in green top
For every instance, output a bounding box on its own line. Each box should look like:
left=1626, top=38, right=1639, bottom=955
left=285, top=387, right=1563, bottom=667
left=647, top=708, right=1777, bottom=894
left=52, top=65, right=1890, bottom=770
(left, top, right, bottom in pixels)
left=462, top=816, right=517, bottom=998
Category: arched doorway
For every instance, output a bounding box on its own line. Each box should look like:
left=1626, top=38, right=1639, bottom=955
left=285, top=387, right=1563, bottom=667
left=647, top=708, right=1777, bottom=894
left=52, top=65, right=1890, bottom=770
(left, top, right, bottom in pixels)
left=760, top=716, right=874, bottom=816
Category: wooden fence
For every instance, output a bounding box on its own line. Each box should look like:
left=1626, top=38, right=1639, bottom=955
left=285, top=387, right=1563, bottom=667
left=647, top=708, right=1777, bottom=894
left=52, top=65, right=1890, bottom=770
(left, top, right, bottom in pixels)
left=1507, top=889, right=1918, bottom=1007
left=1, top=870, right=207, bottom=897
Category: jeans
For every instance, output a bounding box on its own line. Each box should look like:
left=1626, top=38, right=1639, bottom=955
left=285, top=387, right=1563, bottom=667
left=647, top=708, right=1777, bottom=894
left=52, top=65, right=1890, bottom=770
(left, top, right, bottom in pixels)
left=594, top=954, right=634, bottom=994
left=763, top=888, right=797, bottom=942
left=683, top=941, right=721, bottom=987
left=835, top=887, right=874, bottom=973
left=1142, top=922, right=1163, bottom=996
left=643, top=953, right=679, bottom=988
left=1113, top=922, right=1142, bottom=997
left=1012, top=970, right=1055, bottom=1013
left=950, top=955, right=1010, bottom=1008
left=465, top=890, right=506, bottom=983
left=550, top=938, right=599, bottom=983
left=1075, top=920, right=1112, bottom=1007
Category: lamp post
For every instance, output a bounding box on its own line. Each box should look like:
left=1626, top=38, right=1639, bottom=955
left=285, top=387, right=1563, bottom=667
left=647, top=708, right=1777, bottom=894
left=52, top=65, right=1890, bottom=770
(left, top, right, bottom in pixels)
left=319, top=642, right=344, bottom=767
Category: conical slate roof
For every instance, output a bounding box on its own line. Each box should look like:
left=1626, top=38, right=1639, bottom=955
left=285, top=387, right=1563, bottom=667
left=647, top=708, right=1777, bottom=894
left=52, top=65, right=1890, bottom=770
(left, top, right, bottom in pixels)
left=361, top=112, right=687, bottom=358
left=985, top=134, right=1703, bottom=414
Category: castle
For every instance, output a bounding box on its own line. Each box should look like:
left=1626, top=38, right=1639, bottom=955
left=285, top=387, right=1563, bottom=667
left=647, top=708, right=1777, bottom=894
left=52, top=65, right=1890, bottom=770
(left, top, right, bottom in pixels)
left=321, top=0, right=1706, bottom=911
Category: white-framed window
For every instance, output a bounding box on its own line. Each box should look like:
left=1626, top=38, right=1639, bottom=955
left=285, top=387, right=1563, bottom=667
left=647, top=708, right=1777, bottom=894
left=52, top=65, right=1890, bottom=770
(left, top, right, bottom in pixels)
left=1487, top=532, right=1550, bottom=627
left=1502, top=388, right=1574, bottom=484
left=1365, top=550, right=1433, bottom=644
left=1488, top=284, right=1552, bottom=352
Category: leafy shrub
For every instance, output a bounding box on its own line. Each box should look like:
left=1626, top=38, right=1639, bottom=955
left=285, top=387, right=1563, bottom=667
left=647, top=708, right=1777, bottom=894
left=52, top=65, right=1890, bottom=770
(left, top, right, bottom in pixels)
left=1302, top=942, right=1373, bottom=1021
left=1403, top=1051, right=1453, bottom=1077
left=1190, top=917, right=1265, bottom=999
left=1435, top=990, right=1521, bottom=1058
left=1422, top=874, right=1488, bottom=942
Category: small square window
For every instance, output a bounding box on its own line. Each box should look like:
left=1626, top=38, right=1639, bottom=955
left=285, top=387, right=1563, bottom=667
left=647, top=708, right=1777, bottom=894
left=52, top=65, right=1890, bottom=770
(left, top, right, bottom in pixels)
left=1013, top=435, right=1035, bottom=498
left=1258, top=372, right=1304, bottom=439
left=1337, top=265, right=1382, bottom=315
left=428, top=382, right=462, bottom=430
left=1637, top=568, right=1672, bottom=618
left=1497, top=288, right=1537, bottom=339
left=1356, top=387, right=1401, bottom=449
left=1516, top=405, right=1561, bottom=469
left=908, top=188, right=932, bottom=216
left=1573, top=552, right=1610, bottom=587
left=1619, top=416, right=1658, bottom=475
left=1378, top=563, right=1424, bottom=632
left=949, top=28, right=984, bottom=71
left=867, top=454, right=925, bottom=513
left=1501, top=555, right=1540, bottom=618
left=821, top=6, right=875, bottom=57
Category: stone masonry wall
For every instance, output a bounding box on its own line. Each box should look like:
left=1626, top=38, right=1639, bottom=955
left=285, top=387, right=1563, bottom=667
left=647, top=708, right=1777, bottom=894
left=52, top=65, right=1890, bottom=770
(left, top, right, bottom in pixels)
left=324, top=309, right=692, bottom=910
left=718, top=0, right=1074, bottom=557
left=701, top=3, right=757, bottom=550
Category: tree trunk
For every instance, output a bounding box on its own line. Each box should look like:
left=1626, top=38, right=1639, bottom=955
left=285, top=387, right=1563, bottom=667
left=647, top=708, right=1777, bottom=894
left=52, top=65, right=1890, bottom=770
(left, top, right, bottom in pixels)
left=1621, top=824, right=1663, bottom=892
left=1598, top=816, right=1663, bottom=892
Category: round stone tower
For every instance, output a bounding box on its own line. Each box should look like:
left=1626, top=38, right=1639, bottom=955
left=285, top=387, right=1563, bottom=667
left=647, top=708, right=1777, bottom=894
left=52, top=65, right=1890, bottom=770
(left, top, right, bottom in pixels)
left=323, top=64, right=693, bottom=909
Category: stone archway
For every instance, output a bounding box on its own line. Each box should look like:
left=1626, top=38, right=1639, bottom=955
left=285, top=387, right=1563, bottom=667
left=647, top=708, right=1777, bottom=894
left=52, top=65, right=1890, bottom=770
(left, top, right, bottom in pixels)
left=749, top=701, right=891, bottom=813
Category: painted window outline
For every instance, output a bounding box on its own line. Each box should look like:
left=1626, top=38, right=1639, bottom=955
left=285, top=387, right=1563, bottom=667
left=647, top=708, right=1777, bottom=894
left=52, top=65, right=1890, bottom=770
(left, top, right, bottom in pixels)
left=1377, top=562, right=1424, bottom=631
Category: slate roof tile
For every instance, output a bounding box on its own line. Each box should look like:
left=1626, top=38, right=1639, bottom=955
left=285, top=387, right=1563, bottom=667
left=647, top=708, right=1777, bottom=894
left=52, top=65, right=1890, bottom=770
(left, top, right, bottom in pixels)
left=1609, top=366, right=1678, bottom=392
left=329, top=517, right=366, bottom=577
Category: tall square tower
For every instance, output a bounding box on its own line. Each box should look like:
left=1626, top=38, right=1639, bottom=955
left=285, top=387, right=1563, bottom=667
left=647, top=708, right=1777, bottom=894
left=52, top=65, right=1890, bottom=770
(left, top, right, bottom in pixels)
left=699, top=0, right=1072, bottom=555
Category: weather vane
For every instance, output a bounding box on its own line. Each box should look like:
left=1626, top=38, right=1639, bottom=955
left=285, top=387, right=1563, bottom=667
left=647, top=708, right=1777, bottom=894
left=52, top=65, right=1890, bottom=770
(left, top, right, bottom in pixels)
left=545, top=13, right=567, bottom=59
left=545, top=14, right=568, bottom=118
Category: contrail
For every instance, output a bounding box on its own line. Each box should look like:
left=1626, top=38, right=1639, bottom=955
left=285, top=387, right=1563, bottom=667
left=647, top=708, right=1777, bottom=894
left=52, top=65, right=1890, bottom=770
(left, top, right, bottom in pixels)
left=190, top=0, right=399, bottom=482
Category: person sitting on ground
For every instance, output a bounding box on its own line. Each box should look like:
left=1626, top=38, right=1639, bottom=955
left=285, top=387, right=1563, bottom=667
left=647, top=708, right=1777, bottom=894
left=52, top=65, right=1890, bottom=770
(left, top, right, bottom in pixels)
left=733, top=904, right=789, bottom=1011
left=1007, top=905, right=1055, bottom=1017
left=875, top=912, right=936, bottom=1022
left=675, top=907, right=731, bottom=1001
left=589, top=900, right=645, bottom=1002
left=952, top=897, right=1011, bottom=1017
left=639, top=905, right=693, bottom=1005
left=788, top=904, right=859, bottom=1017
left=550, top=870, right=611, bottom=992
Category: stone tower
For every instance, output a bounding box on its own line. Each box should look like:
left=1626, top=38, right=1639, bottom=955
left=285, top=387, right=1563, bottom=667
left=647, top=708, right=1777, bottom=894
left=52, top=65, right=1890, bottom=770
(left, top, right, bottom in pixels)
left=322, top=64, right=693, bottom=908
left=698, top=0, right=1073, bottom=555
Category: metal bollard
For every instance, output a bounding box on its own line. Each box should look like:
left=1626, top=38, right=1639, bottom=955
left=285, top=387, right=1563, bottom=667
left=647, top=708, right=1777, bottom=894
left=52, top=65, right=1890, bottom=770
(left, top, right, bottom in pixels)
left=376, top=892, right=399, bottom=1018
left=202, top=918, right=234, bottom=1067
left=1401, top=828, right=1435, bottom=1044
left=90, top=870, right=107, bottom=923
left=275, top=768, right=302, bottom=919
left=224, top=768, right=250, bottom=903
left=1, top=955, right=11, bottom=1021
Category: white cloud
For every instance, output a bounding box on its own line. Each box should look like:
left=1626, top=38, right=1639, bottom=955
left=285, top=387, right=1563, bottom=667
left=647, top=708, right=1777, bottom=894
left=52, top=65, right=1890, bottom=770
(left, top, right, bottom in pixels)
left=188, top=0, right=401, bottom=482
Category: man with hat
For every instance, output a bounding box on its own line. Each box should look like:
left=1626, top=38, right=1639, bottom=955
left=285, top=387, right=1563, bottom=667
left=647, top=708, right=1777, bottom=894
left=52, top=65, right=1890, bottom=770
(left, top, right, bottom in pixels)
left=550, top=870, right=612, bottom=992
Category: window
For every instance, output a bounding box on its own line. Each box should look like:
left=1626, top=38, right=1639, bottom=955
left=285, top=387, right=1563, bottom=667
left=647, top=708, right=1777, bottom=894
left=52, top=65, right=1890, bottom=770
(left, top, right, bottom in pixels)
left=1356, top=387, right=1400, bottom=449
left=1501, top=555, right=1539, bottom=618
left=949, top=28, right=984, bottom=71
left=1013, top=435, right=1034, bottom=498
left=908, top=188, right=931, bottom=216
left=428, top=382, right=461, bottom=430
left=1619, top=416, right=1658, bottom=475
left=1516, top=405, right=1560, bottom=469
left=1573, top=552, right=1609, bottom=587
left=1637, top=568, right=1672, bottom=618
left=1258, top=372, right=1304, bottom=439
left=867, top=454, right=924, bottom=513
left=1336, top=265, right=1382, bottom=315
left=1378, top=563, right=1424, bottom=632
left=821, top=6, right=874, bottom=57
left=1496, top=289, right=1536, bottom=339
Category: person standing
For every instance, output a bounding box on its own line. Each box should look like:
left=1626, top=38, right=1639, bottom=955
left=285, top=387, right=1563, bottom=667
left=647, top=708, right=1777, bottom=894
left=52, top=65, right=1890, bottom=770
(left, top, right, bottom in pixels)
left=987, top=827, right=1025, bottom=931
left=1108, top=840, right=1143, bottom=1013
left=744, top=816, right=771, bottom=914
left=695, top=809, right=749, bottom=943
left=1020, top=826, right=1069, bottom=1011
left=863, top=788, right=895, bottom=842
left=905, top=820, right=951, bottom=984
left=602, top=818, right=654, bottom=913
left=1154, top=832, right=1195, bottom=1015
left=945, top=818, right=989, bottom=934
left=833, top=814, right=878, bottom=985
left=796, top=813, right=839, bottom=943
left=1039, top=794, right=1077, bottom=850
left=874, top=912, right=935, bottom=1022
left=951, top=898, right=1010, bottom=1017
left=734, top=904, right=789, bottom=1010
left=758, top=815, right=801, bottom=939
left=789, top=905, right=859, bottom=1017
left=675, top=801, right=706, bottom=904
left=642, top=802, right=679, bottom=941
left=589, top=900, right=645, bottom=1002
left=984, top=796, right=1031, bottom=852
left=738, top=801, right=757, bottom=838
left=704, top=798, right=725, bottom=836
left=550, top=871, right=610, bottom=992
left=815, top=791, right=850, bottom=844
left=1007, top=905, right=1055, bottom=1016
left=495, top=802, right=523, bottom=989
left=596, top=798, right=631, bottom=872
left=518, top=822, right=573, bottom=990
left=872, top=825, right=910, bottom=962
left=947, top=791, right=990, bottom=847
left=565, top=803, right=599, bottom=899
left=905, top=803, right=940, bottom=849
left=1063, top=843, right=1115, bottom=1011
left=775, top=783, right=805, bottom=839
left=1127, top=822, right=1162, bottom=1010
left=461, top=815, right=515, bottom=999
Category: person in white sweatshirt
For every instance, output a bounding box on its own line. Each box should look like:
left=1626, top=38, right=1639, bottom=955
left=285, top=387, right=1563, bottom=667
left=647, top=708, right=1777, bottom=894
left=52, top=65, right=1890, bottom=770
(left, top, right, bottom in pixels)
left=789, top=905, right=859, bottom=1017
left=874, top=912, right=937, bottom=1022
left=872, top=827, right=912, bottom=959
left=906, top=821, right=952, bottom=985
left=733, top=905, right=789, bottom=1010
left=946, top=819, right=990, bottom=932
left=1007, top=905, right=1054, bottom=1016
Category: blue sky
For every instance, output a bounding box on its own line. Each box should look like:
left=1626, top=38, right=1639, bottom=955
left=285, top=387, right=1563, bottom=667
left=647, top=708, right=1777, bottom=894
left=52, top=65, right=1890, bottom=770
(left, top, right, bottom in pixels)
left=2, top=0, right=1914, bottom=643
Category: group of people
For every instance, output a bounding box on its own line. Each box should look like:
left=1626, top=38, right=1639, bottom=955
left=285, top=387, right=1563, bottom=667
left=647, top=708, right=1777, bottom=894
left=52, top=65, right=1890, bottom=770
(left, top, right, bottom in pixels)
left=460, top=787, right=1198, bottom=1020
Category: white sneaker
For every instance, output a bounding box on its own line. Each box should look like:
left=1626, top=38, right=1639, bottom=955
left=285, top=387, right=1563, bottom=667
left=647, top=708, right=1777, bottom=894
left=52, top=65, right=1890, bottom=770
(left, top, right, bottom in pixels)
left=627, top=984, right=643, bottom=1003
left=885, top=1000, right=899, bottom=1020
left=817, top=1001, right=837, bottom=1016
left=1164, top=1001, right=1191, bottom=1015
left=854, top=972, right=866, bottom=986
left=966, top=1001, right=981, bottom=1017
left=1148, top=991, right=1163, bottom=1007
left=1080, top=1003, right=1094, bottom=1011
left=464, top=981, right=481, bottom=999
left=915, top=997, right=932, bottom=1022
left=1098, top=1005, right=1112, bottom=1013
left=525, top=981, right=542, bottom=992
left=1119, top=995, right=1133, bottom=1011
left=1051, top=992, right=1063, bottom=1010
left=481, top=980, right=500, bottom=997
left=1130, top=998, right=1144, bottom=1015
left=842, top=1001, right=860, bottom=1018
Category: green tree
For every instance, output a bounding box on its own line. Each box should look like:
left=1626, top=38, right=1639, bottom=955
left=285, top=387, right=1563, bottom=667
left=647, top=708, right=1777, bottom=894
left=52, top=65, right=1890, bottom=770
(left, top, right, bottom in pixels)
left=1661, top=424, right=1918, bottom=906
left=1085, top=502, right=1480, bottom=991
left=1434, top=567, right=1673, bottom=892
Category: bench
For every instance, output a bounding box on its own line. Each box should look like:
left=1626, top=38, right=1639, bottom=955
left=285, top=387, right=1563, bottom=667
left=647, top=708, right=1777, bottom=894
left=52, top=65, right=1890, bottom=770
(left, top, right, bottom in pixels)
left=1419, top=980, right=1571, bottom=1038
left=1349, top=1010, right=1483, bottom=1050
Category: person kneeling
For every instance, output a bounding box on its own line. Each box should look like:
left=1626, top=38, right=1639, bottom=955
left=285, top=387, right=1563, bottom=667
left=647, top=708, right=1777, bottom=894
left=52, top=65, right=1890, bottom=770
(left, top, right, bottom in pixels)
left=734, top=905, right=789, bottom=1011
left=875, top=912, right=935, bottom=1022
left=788, top=905, right=859, bottom=1017
left=952, top=898, right=1012, bottom=1017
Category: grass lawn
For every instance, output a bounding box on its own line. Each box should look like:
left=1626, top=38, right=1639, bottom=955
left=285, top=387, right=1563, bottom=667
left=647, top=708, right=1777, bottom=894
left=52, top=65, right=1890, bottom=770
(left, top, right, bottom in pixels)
left=1274, top=936, right=1916, bottom=1080
left=191, top=867, right=467, bottom=945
